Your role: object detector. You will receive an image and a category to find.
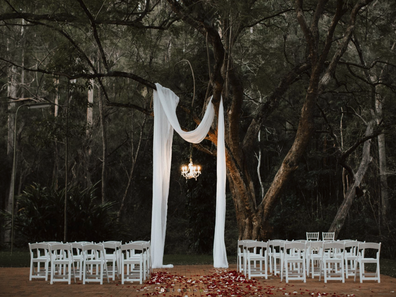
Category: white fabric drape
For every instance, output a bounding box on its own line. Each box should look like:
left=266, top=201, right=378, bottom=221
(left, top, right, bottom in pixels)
left=151, top=83, right=228, bottom=268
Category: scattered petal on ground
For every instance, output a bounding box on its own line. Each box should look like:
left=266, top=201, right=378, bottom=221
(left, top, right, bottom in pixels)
left=127, top=270, right=358, bottom=297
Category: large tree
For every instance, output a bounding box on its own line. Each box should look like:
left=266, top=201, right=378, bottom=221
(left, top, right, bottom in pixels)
left=2, top=0, right=395, bottom=244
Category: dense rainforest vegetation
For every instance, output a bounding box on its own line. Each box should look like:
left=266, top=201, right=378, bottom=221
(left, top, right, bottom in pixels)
left=0, top=0, right=395, bottom=258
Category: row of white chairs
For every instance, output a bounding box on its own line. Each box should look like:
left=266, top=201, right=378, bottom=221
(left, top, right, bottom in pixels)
left=237, top=239, right=381, bottom=283
left=28, top=240, right=151, bottom=285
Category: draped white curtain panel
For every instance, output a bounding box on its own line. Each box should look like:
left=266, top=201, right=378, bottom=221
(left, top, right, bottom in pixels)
left=151, top=83, right=228, bottom=268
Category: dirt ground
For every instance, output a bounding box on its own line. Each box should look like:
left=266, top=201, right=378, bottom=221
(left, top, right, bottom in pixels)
left=0, top=264, right=395, bottom=296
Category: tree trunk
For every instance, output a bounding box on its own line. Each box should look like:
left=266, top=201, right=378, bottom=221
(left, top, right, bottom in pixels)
left=117, top=111, right=148, bottom=221
left=375, top=92, right=389, bottom=225
left=377, top=131, right=388, bottom=222
left=5, top=65, right=18, bottom=247
left=329, top=120, right=374, bottom=238
left=98, top=83, right=107, bottom=204
left=52, top=78, right=60, bottom=190
left=85, top=80, right=94, bottom=188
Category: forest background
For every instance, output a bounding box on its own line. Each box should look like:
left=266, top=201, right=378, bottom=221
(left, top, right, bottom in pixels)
left=0, top=0, right=395, bottom=259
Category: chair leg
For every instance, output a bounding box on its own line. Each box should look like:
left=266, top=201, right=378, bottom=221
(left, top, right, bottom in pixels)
left=121, top=261, right=125, bottom=285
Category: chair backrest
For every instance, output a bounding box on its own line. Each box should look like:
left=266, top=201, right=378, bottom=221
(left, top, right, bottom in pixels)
left=268, top=240, right=286, bottom=253
left=29, top=242, right=49, bottom=258
left=75, top=241, right=93, bottom=245
left=131, top=241, right=151, bottom=253
left=307, top=240, right=323, bottom=253
left=322, top=241, right=345, bottom=258
left=322, top=232, right=335, bottom=241
left=131, top=241, right=150, bottom=250
left=123, top=242, right=145, bottom=250
left=343, top=240, right=359, bottom=255
left=306, top=232, right=320, bottom=241
left=103, top=241, right=122, bottom=245
left=102, top=242, right=121, bottom=261
left=244, top=241, right=268, bottom=255
left=284, top=241, right=306, bottom=258
left=103, top=241, right=121, bottom=250
left=237, top=240, right=256, bottom=253
left=82, top=243, right=106, bottom=260
left=121, top=242, right=145, bottom=259
left=71, top=242, right=84, bottom=257
left=358, top=242, right=381, bottom=259
left=49, top=243, right=73, bottom=260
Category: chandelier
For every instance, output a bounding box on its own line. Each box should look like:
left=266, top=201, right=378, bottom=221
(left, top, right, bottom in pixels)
left=181, top=158, right=201, bottom=180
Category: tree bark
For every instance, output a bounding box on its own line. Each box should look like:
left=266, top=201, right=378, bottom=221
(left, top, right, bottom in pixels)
left=52, top=78, right=60, bottom=190
left=98, top=83, right=107, bottom=204
left=375, top=41, right=395, bottom=224
left=85, top=80, right=94, bottom=188
left=329, top=120, right=374, bottom=238
left=5, top=65, right=18, bottom=246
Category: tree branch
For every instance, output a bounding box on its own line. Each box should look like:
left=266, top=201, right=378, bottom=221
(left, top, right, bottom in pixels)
left=77, top=0, right=110, bottom=72
left=295, top=0, right=315, bottom=61
left=242, top=62, right=311, bottom=153
left=0, top=57, right=157, bottom=90
left=319, top=0, right=374, bottom=90
left=106, top=102, right=152, bottom=115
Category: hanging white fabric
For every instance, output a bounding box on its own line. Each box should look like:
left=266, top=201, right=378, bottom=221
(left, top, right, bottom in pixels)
left=151, top=83, right=228, bottom=268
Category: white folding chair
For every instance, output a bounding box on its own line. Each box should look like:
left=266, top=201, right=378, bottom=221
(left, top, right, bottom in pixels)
left=306, top=241, right=323, bottom=278
left=71, top=242, right=85, bottom=280
left=49, top=243, right=76, bottom=285
left=282, top=241, right=306, bottom=283
left=245, top=241, right=269, bottom=279
left=29, top=242, right=51, bottom=281
left=306, top=232, right=319, bottom=241
left=131, top=241, right=151, bottom=280
left=321, top=241, right=345, bottom=283
left=120, top=242, right=145, bottom=284
left=322, top=232, right=335, bottom=241
left=344, top=240, right=359, bottom=279
left=268, top=240, right=285, bottom=276
left=237, top=240, right=256, bottom=274
left=82, top=243, right=109, bottom=285
left=102, top=241, right=122, bottom=280
left=356, top=242, right=381, bottom=283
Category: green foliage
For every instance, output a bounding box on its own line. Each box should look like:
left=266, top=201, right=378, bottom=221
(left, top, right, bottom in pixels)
left=7, top=183, right=121, bottom=246
left=0, top=251, right=30, bottom=267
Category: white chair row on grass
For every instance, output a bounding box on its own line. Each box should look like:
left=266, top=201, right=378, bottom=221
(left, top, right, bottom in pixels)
left=237, top=239, right=381, bottom=284
left=28, top=240, right=151, bottom=285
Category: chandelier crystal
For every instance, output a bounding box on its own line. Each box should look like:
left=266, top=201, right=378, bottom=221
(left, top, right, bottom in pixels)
left=181, top=159, right=201, bottom=180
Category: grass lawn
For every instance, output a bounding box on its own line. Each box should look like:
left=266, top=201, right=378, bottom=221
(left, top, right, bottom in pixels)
left=1, top=250, right=395, bottom=278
